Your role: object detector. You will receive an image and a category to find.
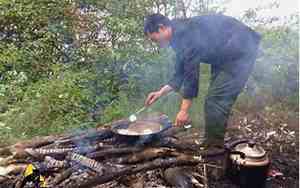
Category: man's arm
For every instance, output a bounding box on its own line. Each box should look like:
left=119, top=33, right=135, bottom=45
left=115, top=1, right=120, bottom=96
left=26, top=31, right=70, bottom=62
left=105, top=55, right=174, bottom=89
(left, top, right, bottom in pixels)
left=145, top=52, right=184, bottom=106
left=146, top=49, right=200, bottom=111
left=157, top=84, right=173, bottom=96
left=180, top=98, right=193, bottom=112
left=145, top=85, right=173, bottom=106
left=175, top=62, right=200, bottom=126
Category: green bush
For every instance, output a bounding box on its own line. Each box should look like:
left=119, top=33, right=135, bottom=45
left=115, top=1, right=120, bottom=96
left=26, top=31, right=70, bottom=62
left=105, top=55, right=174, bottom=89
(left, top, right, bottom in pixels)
left=0, top=70, right=94, bottom=143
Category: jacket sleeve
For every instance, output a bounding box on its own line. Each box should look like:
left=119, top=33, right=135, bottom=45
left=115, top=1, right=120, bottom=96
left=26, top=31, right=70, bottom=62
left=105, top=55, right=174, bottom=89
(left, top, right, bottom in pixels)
left=167, top=52, right=185, bottom=92
left=182, top=61, right=200, bottom=99
left=167, top=51, right=200, bottom=99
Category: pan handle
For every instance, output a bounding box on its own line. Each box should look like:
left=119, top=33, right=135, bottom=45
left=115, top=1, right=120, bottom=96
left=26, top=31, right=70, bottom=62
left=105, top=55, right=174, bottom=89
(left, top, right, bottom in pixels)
left=183, top=124, right=192, bottom=129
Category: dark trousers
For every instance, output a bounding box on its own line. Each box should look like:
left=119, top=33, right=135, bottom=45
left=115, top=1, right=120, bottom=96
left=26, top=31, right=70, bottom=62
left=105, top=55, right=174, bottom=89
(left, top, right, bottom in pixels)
left=202, top=49, right=259, bottom=148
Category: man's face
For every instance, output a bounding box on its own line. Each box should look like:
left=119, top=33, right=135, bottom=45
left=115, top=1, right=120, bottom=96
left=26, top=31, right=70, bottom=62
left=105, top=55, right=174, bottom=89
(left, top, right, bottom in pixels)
left=147, top=26, right=171, bottom=48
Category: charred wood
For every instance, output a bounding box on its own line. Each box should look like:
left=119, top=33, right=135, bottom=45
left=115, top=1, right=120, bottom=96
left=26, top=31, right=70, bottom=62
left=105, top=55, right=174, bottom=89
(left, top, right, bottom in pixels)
left=50, top=167, right=74, bottom=186
left=112, top=147, right=180, bottom=164
left=66, top=152, right=105, bottom=174
left=164, top=167, right=194, bottom=188
left=87, top=147, right=144, bottom=159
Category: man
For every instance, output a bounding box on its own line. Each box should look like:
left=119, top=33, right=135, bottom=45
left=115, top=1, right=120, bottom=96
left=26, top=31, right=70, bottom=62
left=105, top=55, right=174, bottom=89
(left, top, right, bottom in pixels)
left=144, top=13, right=261, bottom=150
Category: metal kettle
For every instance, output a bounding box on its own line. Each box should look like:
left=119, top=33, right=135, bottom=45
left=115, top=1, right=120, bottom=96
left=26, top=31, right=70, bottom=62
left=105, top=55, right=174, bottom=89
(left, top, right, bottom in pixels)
left=225, top=140, right=270, bottom=188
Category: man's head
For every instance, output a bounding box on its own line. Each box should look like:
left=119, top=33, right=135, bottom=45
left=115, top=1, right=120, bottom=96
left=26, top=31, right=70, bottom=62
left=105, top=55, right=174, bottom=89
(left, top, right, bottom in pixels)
left=144, top=13, right=172, bottom=48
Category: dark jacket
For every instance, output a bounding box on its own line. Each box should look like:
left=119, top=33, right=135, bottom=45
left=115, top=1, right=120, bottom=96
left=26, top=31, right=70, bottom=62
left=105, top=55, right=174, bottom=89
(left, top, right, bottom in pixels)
left=168, top=14, right=261, bottom=99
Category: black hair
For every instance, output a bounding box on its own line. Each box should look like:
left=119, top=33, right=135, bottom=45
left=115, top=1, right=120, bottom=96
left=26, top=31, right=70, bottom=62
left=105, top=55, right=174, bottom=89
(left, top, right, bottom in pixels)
left=144, top=13, right=171, bottom=34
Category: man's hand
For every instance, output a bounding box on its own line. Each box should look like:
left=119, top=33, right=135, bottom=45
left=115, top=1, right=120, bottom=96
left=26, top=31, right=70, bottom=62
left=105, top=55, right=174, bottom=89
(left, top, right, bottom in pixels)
left=145, top=85, right=173, bottom=106
left=145, top=91, right=162, bottom=106
left=175, top=98, right=193, bottom=127
left=175, top=110, right=191, bottom=127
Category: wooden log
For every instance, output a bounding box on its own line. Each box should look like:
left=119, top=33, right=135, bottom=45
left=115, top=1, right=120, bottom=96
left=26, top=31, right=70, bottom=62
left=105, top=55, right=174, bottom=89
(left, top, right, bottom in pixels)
left=0, top=136, right=58, bottom=159
left=158, top=137, right=199, bottom=152
left=31, top=148, right=74, bottom=155
left=0, top=164, right=27, bottom=176
left=0, top=175, right=11, bottom=184
left=158, top=137, right=226, bottom=158
left=51, top=167, right=74, bottom=186
left=112, top=147, right=180, bottom=164
left=43, top=156, right=69, bottom=169
left=87, top=147, right=144, bottom=159
left=164, top=167, right=194, bottom=188
left=19, top=135, right=58, bottom=148
left=158, top=126, right=188, bottom=138
left=38, top=128, right=113, bottom=150
left=66, top=152, right=105, bottom=174
left=25, top=142, right=111, bottom=161
left=0, top=175, right=16, bottom=188
left=0, top=156, right=14, bottom=166
left=53, top=128, right=114, bottom=146
left=0, top=147, right=11, bottom=156
left=70, top=154, right=203, bottom=188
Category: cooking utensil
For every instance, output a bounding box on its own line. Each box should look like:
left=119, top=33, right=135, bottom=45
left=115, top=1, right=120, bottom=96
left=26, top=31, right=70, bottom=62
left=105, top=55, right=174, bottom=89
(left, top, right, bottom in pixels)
left=129, top=106, right=147, bottom=122
left=128, top=92, right=174, bottom=122
left=111, top=114, right=172, bottom=137
left=114, top=120, right=163, bottom=136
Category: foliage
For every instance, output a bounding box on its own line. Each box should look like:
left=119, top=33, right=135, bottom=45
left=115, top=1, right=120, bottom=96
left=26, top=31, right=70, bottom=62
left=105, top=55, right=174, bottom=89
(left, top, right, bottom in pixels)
left=240, top=13, right=299, bottom=110
left=0, top=70, right=93, bottom=142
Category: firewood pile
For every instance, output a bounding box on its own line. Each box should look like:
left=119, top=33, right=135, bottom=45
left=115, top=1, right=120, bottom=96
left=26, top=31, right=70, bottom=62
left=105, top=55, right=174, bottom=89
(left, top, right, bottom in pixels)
left=0, top=112, right=298, bottom=188
left=0, top=114, right=225, bottom=188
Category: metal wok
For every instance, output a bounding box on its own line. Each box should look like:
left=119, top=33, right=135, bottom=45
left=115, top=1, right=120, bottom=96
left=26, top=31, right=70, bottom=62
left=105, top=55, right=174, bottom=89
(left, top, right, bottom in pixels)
left=111, top=115, right=172, bottom=137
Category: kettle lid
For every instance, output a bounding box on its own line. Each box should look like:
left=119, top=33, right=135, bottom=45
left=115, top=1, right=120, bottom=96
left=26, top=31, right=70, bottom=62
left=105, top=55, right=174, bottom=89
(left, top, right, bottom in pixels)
left=234, top=140, right=266, bottom=159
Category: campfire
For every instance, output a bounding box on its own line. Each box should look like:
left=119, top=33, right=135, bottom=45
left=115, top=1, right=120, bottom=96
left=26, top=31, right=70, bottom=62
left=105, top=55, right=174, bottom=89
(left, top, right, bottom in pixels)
left=0, top=113, right=298, bottom=188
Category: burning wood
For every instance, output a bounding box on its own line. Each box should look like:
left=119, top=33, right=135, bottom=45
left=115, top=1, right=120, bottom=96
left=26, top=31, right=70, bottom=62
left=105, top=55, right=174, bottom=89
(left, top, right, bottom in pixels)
left=24, top=142, right=110, bottom=159
left=66, top=152, right=105, bottom=174
left=29, top=148, right=75, bottom=155
left=44, top=156, right=69, bottom=169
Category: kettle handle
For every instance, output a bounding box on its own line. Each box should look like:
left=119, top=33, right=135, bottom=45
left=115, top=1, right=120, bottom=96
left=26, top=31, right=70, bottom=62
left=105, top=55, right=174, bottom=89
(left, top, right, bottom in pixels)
left=228, top=150, right=246, bottom=159
left=224, top=139, right=249, bottom=150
